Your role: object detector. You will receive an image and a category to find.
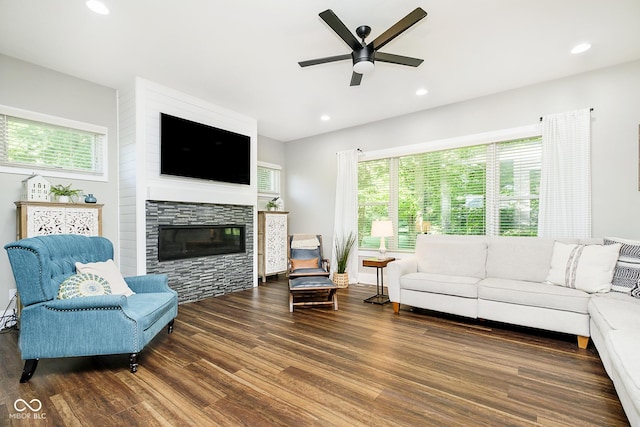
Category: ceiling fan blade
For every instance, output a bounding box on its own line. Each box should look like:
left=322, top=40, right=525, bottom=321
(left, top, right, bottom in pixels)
left=368, top=7, right=427, bottom=51
left=350, top=72, right=363, bottom=86
left=319, top=9, right=362, bottom=51
left=298, top=54, right=351, bottom=67
left=375, top=52, right=424, bottom=67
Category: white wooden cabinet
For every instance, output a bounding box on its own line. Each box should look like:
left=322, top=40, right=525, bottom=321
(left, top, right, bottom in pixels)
left=15, top=201, right=103, bottom=239
left=257, top=211, right=288, bottom=282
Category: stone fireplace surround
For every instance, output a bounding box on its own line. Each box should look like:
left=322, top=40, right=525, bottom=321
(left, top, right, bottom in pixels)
left=145, top=200, right=254, bottom=303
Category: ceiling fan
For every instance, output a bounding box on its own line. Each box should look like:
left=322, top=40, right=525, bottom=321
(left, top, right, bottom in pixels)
left=298, top=7, right=428, bottom=86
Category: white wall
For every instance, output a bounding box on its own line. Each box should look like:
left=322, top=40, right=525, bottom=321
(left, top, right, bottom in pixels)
left=117, top=78, right=258, bottom=279
left=258, top=135, right=285, bottom=166
left=0, top=54, right=119, bottom=311
left=285, top=60, right=640, bottom=264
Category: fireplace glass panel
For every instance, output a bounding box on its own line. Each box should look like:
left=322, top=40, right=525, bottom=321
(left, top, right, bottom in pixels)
left=158, top=225, right=245, bottom=261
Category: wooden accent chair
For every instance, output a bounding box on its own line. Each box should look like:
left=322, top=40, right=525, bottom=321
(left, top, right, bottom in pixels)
left=287, top=234, right=337, bottom=312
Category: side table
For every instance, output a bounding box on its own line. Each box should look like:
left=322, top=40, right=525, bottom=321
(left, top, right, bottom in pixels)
left=363, top=257, right=395, bottom=304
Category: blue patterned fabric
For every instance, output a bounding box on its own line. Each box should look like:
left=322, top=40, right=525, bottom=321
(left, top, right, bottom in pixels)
left=4, top=235, right=178, bottom=361
left=57, top=273, right=111, bottom=299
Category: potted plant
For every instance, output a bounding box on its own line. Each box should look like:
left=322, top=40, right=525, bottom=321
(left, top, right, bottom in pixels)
left=266, top=197, right=280, bottom=211
left=333, top=232, right=356, bottom=288
left=50, top=184, right=82, bottom=203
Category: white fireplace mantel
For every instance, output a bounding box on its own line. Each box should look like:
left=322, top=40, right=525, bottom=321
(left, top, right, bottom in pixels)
left=118, top=77, right=258, bottom=284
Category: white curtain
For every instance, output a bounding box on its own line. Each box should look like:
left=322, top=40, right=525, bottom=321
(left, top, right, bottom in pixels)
left=538, top=108, right=591, bottom=238
left=331, top=149, right=359, bottom=283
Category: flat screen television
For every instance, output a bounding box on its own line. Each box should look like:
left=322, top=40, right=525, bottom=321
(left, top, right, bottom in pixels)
left=160, top=113, right=251, bottom=185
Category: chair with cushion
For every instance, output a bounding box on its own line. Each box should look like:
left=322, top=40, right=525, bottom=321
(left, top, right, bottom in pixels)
left=288, top=234, right=330, bottom=278
left=287, top=234, right=337, bottom=311
left=4, top=234, right=178, bottom=382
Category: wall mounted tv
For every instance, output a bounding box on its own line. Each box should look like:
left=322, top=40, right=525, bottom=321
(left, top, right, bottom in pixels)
left=160, top=113, right=251, bottom=185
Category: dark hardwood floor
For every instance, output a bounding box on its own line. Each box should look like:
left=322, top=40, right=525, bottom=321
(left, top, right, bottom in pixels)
left=0, top=279, right=630, bottom=426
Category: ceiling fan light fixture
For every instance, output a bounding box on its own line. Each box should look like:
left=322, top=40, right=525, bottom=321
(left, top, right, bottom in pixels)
left=300, top=7, right=427, bottom=85
left=353, top=60, right=374, bottom=75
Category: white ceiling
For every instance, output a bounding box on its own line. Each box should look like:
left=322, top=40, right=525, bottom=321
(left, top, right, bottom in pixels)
left=1, top=0, right=640, bottom=142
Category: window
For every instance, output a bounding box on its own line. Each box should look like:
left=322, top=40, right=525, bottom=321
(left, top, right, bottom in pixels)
left=257, top=162, right=281, bottom=196
left=0, top=106, right=107, bottom=179
left=358, top=134, right=541, bottom=251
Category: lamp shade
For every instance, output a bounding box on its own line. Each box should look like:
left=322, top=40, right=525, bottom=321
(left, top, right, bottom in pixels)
left=371, top=220, right=393, bottom=237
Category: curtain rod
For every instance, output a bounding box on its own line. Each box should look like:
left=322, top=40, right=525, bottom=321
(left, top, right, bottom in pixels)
left=539, top=108, right=594, bottom=122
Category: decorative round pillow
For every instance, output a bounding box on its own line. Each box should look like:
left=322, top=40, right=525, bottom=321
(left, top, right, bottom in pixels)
left=57, top=273, right=112, bottom=299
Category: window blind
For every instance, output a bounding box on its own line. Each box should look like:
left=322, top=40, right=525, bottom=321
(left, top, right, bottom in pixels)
left=358, top=136, right=542, bottom=250
left=0, top=114, right=105, bottom=175
left=358, top=158, right=390, bottom=249
left=257, top=164, right=281, bottom=195
left=493, top=137, right=541, bottom=236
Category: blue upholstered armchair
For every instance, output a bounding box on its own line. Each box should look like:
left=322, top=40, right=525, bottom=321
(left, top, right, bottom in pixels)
left=4, top=234, right=178, bottom=383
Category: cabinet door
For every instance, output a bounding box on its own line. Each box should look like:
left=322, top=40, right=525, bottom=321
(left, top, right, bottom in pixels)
left=264, top=213, right=288, bottom=275
left=26, top=206, right=65, bottom=236
left=24, top=205, right=101, bottom=237
left=64, top=208, right=100, bottom=236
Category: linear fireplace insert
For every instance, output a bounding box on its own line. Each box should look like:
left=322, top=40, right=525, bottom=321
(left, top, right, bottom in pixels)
left=158, top=225, right=245, bottom=261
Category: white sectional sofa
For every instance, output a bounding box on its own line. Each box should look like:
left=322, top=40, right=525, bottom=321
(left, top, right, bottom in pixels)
left=387, top=234, right=640, bottom=426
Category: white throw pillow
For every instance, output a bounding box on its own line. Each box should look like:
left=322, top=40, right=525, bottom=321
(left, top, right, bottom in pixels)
left=546, top=241, right=621, bottom=293
left=75, top=259, right=135, bottom=296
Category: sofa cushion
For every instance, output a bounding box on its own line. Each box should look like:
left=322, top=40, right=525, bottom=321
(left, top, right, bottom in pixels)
left=546, top=241, right=621, bottom=293
left=588, top=292, right=640, bottom=334
left=605, top=237, right=640, bottom=293
left=291, top=258, right=318, bottom=270
left=415, top=236, right=487, bottom=278
left=479, top=278, right=590, bottom=314
left=486, top=236, right=568, bottom=283
left=125, top=292, right=177, bottom=331
left=607, top=329, right=640, bottom=418
left=400, top=272, right=479, bottom=298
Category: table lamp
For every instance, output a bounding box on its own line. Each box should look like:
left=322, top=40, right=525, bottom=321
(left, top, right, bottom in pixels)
left=371, top=220, right=393, bottom=257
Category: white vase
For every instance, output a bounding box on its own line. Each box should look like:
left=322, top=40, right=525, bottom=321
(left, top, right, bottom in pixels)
left=58, top=195, right=70, bottom=203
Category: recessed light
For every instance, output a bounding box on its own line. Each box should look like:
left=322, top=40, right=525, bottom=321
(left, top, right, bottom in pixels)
left=86, top=0, right=109, bottom=15
left=320, top=115, right=331, bottom=121
left=571, top=42, right=591, bottom=54
left=416, top=88, right=428, bottom=96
